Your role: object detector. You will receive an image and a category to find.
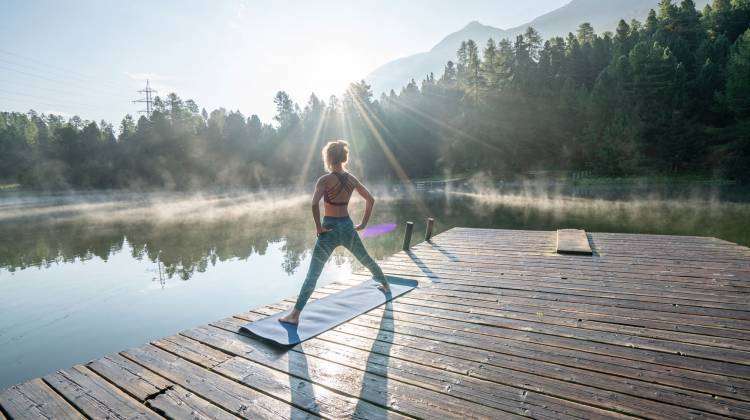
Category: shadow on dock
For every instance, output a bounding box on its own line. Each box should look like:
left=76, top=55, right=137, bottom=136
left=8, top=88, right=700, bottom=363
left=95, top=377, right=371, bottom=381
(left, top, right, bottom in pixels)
left=405, top=249, right=442, bottom=283
left=353, top=300, right=394, bottom=419
left=290, top=348, right=320, bottom=419
left=428, top=241, right=461, bottom=262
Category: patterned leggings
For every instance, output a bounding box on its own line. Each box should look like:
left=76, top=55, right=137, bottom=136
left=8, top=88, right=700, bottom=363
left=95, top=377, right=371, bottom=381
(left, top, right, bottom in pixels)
left=294, top=216, right=387, bottom=311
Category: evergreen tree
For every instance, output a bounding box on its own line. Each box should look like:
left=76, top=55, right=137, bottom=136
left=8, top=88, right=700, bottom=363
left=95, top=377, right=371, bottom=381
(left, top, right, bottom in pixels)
left=726, top=29, right=750, bottom=118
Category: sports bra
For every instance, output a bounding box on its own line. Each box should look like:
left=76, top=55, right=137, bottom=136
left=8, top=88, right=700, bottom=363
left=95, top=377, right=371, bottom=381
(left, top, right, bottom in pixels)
left=323, top=172, right=356, bottom=206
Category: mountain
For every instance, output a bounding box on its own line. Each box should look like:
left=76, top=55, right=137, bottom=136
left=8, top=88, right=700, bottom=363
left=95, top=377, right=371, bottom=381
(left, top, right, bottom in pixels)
left=366, top=0, right=710, bottom=95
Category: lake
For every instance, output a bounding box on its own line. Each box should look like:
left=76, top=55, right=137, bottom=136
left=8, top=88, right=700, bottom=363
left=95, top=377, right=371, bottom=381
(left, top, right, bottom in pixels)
left=1, top=181, right=749, bottom=389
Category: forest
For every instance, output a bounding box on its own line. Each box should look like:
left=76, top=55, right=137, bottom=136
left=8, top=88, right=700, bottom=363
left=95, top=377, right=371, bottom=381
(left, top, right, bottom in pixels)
left=1, top=0, right=749, bottom=190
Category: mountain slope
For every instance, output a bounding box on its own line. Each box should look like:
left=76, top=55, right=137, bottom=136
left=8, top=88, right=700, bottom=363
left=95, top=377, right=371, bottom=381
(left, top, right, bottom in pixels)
left=367, top=0, right=710, bottom=94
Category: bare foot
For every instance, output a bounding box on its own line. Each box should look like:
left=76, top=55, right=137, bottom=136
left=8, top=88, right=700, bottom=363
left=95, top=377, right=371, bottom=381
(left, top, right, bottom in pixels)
left=278, top=310, right=300, bottom=325
left=377, top=283, right=391, bottom=293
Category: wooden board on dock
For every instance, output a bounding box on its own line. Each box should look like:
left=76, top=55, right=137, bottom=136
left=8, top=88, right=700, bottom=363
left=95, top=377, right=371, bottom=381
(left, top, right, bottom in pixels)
left=0, top=378, right=83, bottom=420
left=3, top=227, right=750, bottom=419
left=556, top=228, right=593, bottom=254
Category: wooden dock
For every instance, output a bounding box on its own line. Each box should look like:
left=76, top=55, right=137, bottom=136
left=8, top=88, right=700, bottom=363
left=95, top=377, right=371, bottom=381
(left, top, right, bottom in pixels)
left=2, top=227, right=750, bottom=419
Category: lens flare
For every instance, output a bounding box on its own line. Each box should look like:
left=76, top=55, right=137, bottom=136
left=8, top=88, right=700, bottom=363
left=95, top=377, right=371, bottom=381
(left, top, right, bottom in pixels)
left=361, top=222, right=397, bottom=238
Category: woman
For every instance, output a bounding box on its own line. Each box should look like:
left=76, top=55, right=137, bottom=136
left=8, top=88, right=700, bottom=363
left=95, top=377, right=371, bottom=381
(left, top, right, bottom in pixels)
left=279, top=140, right=390, bottom=325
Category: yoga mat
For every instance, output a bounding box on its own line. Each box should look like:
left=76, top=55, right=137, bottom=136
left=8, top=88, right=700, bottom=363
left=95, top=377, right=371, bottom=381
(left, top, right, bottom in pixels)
left=240, top=277, right=418, bottom=346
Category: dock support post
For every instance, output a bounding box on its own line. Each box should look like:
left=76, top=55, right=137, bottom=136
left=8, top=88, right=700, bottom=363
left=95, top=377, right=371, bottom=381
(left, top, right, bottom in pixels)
left=403, top=221, right=414, bottom=251
left=425, top=218, right=434, bottom=241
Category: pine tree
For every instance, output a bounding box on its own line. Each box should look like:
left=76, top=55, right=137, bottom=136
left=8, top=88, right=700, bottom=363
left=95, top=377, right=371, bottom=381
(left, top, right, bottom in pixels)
left=465, top=40, right=482, bottom=104
left=577, top=22, right=596, bottom=45
left=441, top=61, right=457, bottom=85
left=273, top=91, right=297, bottom=128
left=456, top=41, right=468, bottom=77
left=118, top=115, right=135, bottom=140
left=726, top=29, right=750, bottom=118
left=645, top=10, right=660, bottom=36
left=524, top=27, right=543, bottom=61
left=615, top=19, right=632, bottom=56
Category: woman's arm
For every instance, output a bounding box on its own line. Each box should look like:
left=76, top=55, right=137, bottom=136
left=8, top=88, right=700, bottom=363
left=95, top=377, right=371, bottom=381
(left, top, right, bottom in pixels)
left=311, top=177, right=328, bottom=235
left=353, top=181, right=375, bottom=231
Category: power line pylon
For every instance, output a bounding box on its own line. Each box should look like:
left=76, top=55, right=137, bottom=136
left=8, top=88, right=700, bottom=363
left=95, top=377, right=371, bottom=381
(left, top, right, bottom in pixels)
left=133, top=80, right=157, bottom=118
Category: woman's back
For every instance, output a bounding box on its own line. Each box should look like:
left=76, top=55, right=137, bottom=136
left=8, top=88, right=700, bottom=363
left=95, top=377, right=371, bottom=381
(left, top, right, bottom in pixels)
left=321, top=171, right=358, bottom=217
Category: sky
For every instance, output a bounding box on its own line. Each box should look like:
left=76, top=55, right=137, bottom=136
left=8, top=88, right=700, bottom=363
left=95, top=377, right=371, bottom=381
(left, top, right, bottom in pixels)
left=0, top=0, right=569, bottom=125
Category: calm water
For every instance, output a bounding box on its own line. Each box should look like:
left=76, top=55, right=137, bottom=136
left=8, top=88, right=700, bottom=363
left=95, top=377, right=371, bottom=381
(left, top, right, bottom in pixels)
left=1, top=183, right=750, bottom=389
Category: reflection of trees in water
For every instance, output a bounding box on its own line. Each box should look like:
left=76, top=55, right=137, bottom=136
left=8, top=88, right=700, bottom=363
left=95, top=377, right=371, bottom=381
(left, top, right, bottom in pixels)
left=2, top=192, right=749, bottom=279
left=0, top=197, right=445, bottom=279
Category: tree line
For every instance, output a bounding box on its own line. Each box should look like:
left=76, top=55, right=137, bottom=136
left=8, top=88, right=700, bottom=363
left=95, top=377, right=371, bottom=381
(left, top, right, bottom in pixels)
left=1, top=0, right=749, bottom=190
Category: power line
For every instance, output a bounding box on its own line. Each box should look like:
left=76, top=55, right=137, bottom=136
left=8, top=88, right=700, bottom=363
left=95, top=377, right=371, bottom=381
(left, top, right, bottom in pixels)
left=0, top=76, right=131, bottom=100
left=0, top=63, right=132, bottom=100
left=0, top=48, right=134, bottom=91
left=133, top=80, right=157, bottom=118
left=0, top=92, right=100, bottom=112
left=0, top=91, right=100, bottom=111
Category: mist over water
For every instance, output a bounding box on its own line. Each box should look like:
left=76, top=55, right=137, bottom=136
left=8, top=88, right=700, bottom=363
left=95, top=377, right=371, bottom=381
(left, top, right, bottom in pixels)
left=1, top=181, right=749, bottom=389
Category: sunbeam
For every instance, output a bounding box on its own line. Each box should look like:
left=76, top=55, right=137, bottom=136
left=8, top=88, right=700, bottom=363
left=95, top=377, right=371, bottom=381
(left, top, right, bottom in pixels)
left=346, top=86, right=431, bottom=217
left=296, top=107, right=329, bottom=189
left=387, top=95, right=503, bottom=153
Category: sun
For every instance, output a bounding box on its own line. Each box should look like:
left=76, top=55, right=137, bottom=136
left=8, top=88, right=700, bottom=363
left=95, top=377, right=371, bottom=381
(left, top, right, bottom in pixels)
left=302, top=42, right=373, bottom=97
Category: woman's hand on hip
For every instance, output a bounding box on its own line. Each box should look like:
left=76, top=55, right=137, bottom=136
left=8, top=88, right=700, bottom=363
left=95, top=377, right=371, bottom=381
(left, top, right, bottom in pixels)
left=317, top=227, right=332, bottom=237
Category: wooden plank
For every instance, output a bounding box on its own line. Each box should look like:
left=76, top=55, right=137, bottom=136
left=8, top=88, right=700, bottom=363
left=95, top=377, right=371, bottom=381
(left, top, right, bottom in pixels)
left=122, top=344, right=317, bottom=419
left=151, top=335, right=231, bottom=368
left=557, top=229, right=593, bottom=255
left=86, top=353, right=237, bottom=420
left=43, top=365, right=160, bottom=419
left=149, top=387, right=240, bottom=420
left=0, top=378, right=83, bottom=420
left=87, top=354, right=172, bottom=401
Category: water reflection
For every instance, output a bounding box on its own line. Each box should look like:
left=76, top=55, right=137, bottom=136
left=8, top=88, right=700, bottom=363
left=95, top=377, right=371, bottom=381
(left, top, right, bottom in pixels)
left=1, top=185, right=750, bottom=280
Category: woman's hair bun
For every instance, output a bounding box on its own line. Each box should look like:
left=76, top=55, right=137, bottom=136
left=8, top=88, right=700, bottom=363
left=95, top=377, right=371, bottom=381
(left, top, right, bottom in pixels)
left=323, top=140, right=349, bottom=171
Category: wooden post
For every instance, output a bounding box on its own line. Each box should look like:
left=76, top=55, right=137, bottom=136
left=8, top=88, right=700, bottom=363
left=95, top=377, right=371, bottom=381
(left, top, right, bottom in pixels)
left=402, top=221, right=414, bottom=251
left=425, top=218, right=435, bottom=241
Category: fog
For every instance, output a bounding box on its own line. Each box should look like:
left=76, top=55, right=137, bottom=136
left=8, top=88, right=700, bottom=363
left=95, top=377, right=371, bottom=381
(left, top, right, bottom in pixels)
left=0, top=190, right=310, bottom=224
left=1, top=180, right=749, bottom=277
